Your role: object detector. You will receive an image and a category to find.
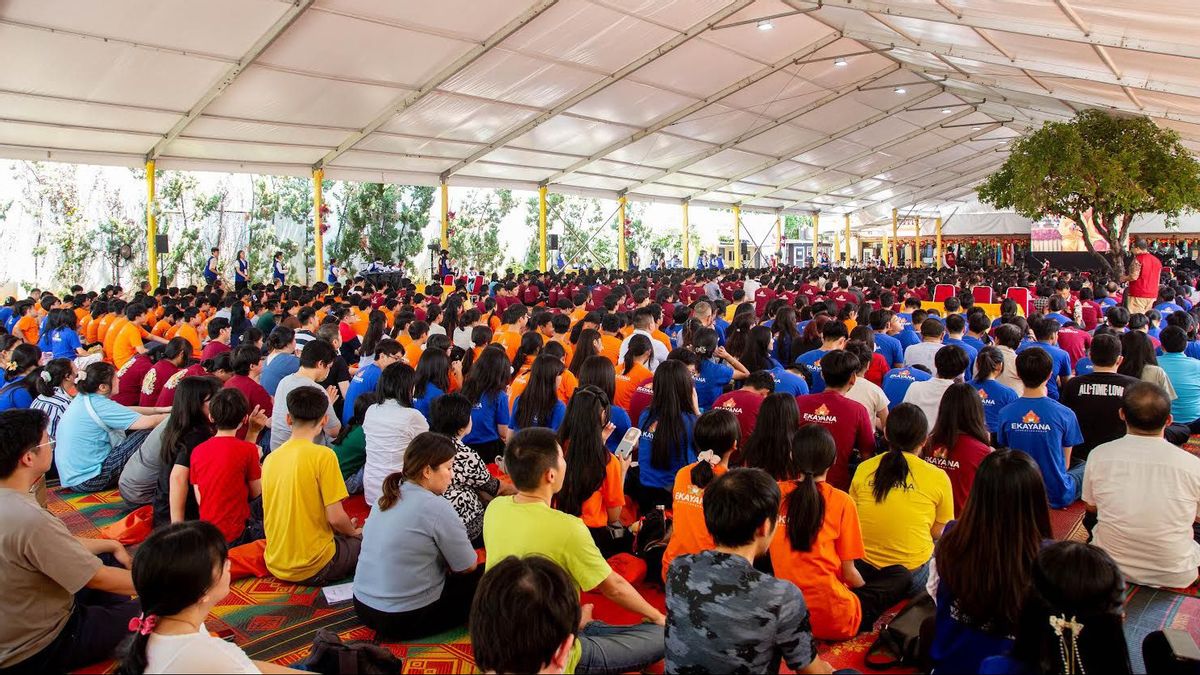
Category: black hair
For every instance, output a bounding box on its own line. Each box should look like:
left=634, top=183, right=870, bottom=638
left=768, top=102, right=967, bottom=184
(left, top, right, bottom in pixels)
left=568, top=328, right=602, bottom=376
left=1, top=344, right=43, bottom=401
left=461, top=347, right=511, bottom=405
left=784, top=425, right=838, bottom=552
left=377, top=361, right=417, bottom=408
left=1015, top=347, right=1054, bottom=390
left=298, top=338, right=337, bottom=368
left=413, top=347, right=451, bottom=399
left=1160, top=325, right=1188, bottom=354
left=934, top=344, right=969, bottom=379
left=229, top=344, right=261, bottom=376
left=622, top=334, right=653, bottom=375
left=78, top=361, right=117, bottom=394
left=514, top=355, right=564, bottom=430
left=741, top=393, right=800, bottom=480
left=159, top=376, right=219, bottom=466
left=872, top=403, right=929, bottom=503
left=641, top=360, right=696, bottom=471
left=34, top=358, right=74, bottom=398
left=703, top=468, right=781, bottom=547
left=503, top=427, right=561, bottom=492
left=973, top=345, right=1004, bottom=382
left=555, top=386, right=611, bottom=517
left=206, top=316, right=230, bottom=340
left=0, top=408, right=48, bottom=478
left=333, top=392, right=378, bottom=446
left=819, top=349, right=859, bottom=389
left=1121, top=381, right=1173, bottom=431
left=286, top=385, right=330, bottom=424
left=118, top=521, right=229, bottom=675
left=360, top=310, right=387, bottom=357
left=1088, top=333, right=1121, bottom=367
left=689, top=408, right=740, bottom=489
left=377, top=432, right=457, bottom=510
left=577, top=355, right=617, bottom=403
left=429, top=392, right=473, bottom=436
left=1117, top=330, right=1157, bottom=380
left=208, top=387, right=249, bottom=430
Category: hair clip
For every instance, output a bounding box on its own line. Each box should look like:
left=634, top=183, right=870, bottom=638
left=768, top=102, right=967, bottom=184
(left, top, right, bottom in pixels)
left=128, top=614, right=158, bottom=636
left=696, top=450, right=719, bottom=466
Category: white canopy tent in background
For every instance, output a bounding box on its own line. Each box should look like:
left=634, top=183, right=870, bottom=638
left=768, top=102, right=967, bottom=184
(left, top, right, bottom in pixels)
left=2, top=0, right=1199, bottom=271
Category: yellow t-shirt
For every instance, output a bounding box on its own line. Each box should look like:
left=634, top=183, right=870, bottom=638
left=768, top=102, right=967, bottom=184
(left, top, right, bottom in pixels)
left=848, top=451, right=954, bottom=570
left=262, top=438, right=349, bottom=582
left=112, top=322, right=144, bottom=370
left=482, top=497, right=612, bottom=673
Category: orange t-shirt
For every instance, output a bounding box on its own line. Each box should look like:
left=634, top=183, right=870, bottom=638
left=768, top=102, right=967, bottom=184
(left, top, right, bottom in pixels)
left=579, top=453, right=625, bottom=529
left=508, top=372, right=529, bottom=414
left=15, top=315, right=38, bottom=345
left=662, top=462, right=728, bottom=581
left=614, top=362, right=652, bottom=412
left=768, top=480, right=866, bottom=641
left=103, top=317, right=129, bottom=360
left=95, top=313, right=116, bottom=345
left=569, top=308, right=587, bottom=326
left=493, top=329, right=522, bottom=363
left=599, top=334, right=622, bottom=366
left=404, top=341, right=424, bottom=366
left=85, top=314, right=101, bottom=345
left=176, top=323, right=202, bottom=359
left=558, top=369, right=577, bottom=405
left=112, top=321, right=145, bottom=369
left=651, top=329, right=673, bottom=354
left=151, top=319, right=172, bottom=338
left=487, top=314, right=501, bottom=332
left=550, top=334, right=574, bottom=365
left=351, top=307, right=369, bottom=337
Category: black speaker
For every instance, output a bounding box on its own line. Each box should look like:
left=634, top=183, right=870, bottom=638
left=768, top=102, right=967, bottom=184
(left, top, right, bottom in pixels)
left=548, top=234, right=560, bottom=250
left=155, top=234, right=169, bottom=254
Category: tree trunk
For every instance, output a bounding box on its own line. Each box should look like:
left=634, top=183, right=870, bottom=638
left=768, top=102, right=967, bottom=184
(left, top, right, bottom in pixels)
left=1074, top=211, right=1114, bottom=273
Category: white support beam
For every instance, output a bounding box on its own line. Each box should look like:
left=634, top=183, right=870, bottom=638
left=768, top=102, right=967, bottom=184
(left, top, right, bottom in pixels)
left=618, top=64, right=901, bottom=194
left=851, top=157, right=1010, bottom=217
left=440, top=0, right=756, bottom=180
left=539, top=32, right=842, bottom=186
left=316, top=0, right=559, bottom=169
left=0, top=18, right=238, bottom=64
left=146, top=0, right=316, bottom=160
left=687, top=86, right=944, bottom=199
left=786, top=0, right=1200, bottom=61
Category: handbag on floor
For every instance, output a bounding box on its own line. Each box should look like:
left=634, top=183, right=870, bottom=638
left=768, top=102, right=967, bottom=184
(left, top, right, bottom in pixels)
left=300, top=629, right=403, bottom=674
left=864, top=591, right=936, bottom=670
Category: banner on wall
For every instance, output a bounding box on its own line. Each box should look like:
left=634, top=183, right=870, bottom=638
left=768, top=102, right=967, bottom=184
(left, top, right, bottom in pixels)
left=1030, top=210, right=1110, bottom=253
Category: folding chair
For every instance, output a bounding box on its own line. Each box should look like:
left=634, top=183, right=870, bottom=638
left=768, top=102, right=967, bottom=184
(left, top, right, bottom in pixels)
left=972, top=286, right=993, bottom=304
left=933, top=284, right=956, bottom=302
left=1005, top=287, right=1032, bottom=315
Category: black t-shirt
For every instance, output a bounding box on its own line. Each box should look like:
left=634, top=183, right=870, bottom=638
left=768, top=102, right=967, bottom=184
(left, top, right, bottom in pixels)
left=320, top=356, right=352, bottom=423
left=152, top=426, right=212, bottom=527
left=1059, top=372, right=1140, bottom=460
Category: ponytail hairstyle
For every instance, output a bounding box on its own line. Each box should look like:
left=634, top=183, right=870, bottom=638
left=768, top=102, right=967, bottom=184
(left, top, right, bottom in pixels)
left=413, top=347, right=451, bottom=399
left=377, top=431, right=457, bottom=510
left=622, top=334, right=653, bottom=375
left=872, top=403, right=928, bottom=503
left=690, top=327, right=719, bottom=359
left=512, top=331, right=544, bottom=374
left=555, top=386, right=611, bottom=516
left=689, top=408, right=740, bottom=489
left=784, top=425, right=838, bottom=552
left=514, top=355, right=564, bottom=429
left=460, top=347, right=510, bottom=405
left=117, top=521, right=228, bottom=675
left=35, top=358, right=74, bottom=398
left=567, top=328, right=601, bottom=376
left=1, top=344, right=42, bottom=400
left=974, top=345, right=1005, bottom=383
left=740, top=393, right=800, bottom=479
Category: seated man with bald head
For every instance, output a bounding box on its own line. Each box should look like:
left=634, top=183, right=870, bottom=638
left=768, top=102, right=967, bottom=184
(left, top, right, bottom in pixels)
left=1083, top=382, right=1200, bottom=589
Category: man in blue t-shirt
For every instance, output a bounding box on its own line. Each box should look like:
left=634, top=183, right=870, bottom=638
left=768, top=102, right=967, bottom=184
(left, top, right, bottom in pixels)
left=869, top=309, right=905, bottom=368
left=795, top=320, right=848, bottom=393
left=997, top=348, right=1085, bottom=509
left=896, top=308, right=925, bottom=352
left=341, top=339, right=405, bottom=420
left=881, top=365, right=932, bottom=409
left=942, top=314, right=978, bottom=379
left=769, top=362, right=809, bottom=397
left=1016, top=318, right=1072, bottom=400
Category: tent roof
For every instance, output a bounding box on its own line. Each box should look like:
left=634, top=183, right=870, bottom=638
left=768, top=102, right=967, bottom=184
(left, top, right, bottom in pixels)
left=2, top=0, right=1198, bottom=230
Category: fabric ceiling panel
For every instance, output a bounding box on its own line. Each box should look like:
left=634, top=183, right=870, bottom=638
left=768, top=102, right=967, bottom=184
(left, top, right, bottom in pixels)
left=439, top=49, right=599, bottom=109
left=313, top=0, right=539, bottom=43
left=502, top=0, right=677, bottom=72
left=598, top=0, right=733, bottom=28
left=381, top=94, right=539, bottom=144
left=352, top=134, right=482, bottom=160
left=0, top=92, right=179, bottom=136
left=567, top=80, right=698, bottom=128
left=459, top=162, right=557, bottom=183
left=161, top=138, right=329, bottom=166
left=478, top=147, right=581, bottom=171
left=702, top=1, right=835, bottom=63
left=186, top=117, right=351, bottom=148
left=556, top=174, right=639, bottom=192
left=668, top=104, right=782, bottom=145
left=0, top=121, right=155, bottom=155
left=631, top=38, right=765, bottom=99
left=328, top=151, right=455, bottom=175
left=717, top=71, right=833, bottom=123
left=505, top=115, right=634, bottom=157
left=583, top=160, right=664, bottom=181
left=732, top=124, right=827, bottom=159
left=681, top=148, right=768, bottom=180
left=203, top=66, right=405, bottom=129
left=606, top=133, right=712, bottom=168
left=738, top=160, right=823, bottom=187
left=790, top=138, right=870, bottom=169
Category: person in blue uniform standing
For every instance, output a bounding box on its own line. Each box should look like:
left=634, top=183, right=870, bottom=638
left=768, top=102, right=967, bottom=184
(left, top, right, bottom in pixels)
left=327, top=258, right=340, bottom=285
left=272, top=251, right=286, bottom=286
left=234, top=250, right=249, bottom=292
left=203, top=247, right=220, bottom=286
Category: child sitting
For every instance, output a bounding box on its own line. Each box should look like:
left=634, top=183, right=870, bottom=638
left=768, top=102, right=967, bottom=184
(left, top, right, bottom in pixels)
left=189, top=388, right=268, bottom=546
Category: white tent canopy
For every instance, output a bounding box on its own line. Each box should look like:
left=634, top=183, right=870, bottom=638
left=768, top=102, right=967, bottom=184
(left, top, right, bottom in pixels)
left=2, top=0, right=1198, bottom=233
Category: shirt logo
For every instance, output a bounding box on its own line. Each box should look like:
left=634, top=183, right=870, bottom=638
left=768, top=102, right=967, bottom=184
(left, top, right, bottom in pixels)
left=803, top=404, right=837, bottom=424
left=1012, top=410, right=1052, bottom=432
left=978, top=388, right=988, bottom=400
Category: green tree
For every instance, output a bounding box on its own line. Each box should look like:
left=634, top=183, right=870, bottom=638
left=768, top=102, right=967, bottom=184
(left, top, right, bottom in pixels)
left=14, top=162, right=94, bottom=289
left=154, top=170, right=221, bottom=286
left=527, top=195, right=615, bottom=270
left=244, top=177, right=302, bottom=284
left=978, top=110, right=1200, bottom=275
left=451, top=188, right=516, bottom=274
left=648, top=227, right=699, bottom=264
left=335, top=183, right=433, bottom=274
left=521, top=192, right=565, bottom=270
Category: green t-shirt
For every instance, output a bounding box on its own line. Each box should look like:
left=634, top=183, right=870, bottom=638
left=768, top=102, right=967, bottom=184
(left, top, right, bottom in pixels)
left=254, top=312, right=276, bottom=333
left=483, top=496, right=612, bottom=673
left=331, top=425, right=366, bottom=478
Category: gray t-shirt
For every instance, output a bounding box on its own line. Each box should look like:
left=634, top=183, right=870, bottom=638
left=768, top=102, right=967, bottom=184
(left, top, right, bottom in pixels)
left=0, top=489, right=101, bottom=667
left=665, top=550, right=816, bottom=675
left=353, top=483, right=476, bottom=613
left=270, top=373, right=339, bottom=451
left=118, top=415, right=169, bottom=506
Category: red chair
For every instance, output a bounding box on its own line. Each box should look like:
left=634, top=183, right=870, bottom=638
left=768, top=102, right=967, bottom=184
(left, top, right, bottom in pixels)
left=972, top=286, right=994, bottom=304
left=933, top=284, right=956, bottom=302
left=1006, top=287, right=1031, bottom=315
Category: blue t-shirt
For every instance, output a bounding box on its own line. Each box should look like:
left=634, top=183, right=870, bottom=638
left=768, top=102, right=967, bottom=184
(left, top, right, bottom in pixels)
left=49, top=327, right=83, bottom=360
left=605, top=404, right=632, bottom=454
left=694, top=359, right=733, bottom=411
left=713, top=320, right=728, bottom=347
left=1187, top=341, right=1200, bottom=361
left=343, top=363, right=383, bottom=420
left=55, top=394, right=141, bottom=487
left=1074, top=357, right=1094, bottom=376
left=943, top=337, right=978, bottom=380
left=464, top=391, right=510, bottom=445
left=897, top=328, right=921, bottom=351
left=260, top=353, right=300, bottom=397
left=961, top=334, right=987, bottom=353
left=795, top=348, right=829, bottom=393
left=971, top=378, right=1019, bottom=433
left=1016, top=343, right=1071, bottom=400
left=637, top=410, right=697, bottom=490
left=978, top=655, right=1030, bottom=675
left=996, top=397, right=1084, bottom=508
left=882, top=367, right=932, bottom=409
left=1044, top=312, right=1071, bottom=326
left=769, top=364, right=809, bottom=397
left=413, top=383, right=446, bottom=424
left=897, top=312, right=914, bottom=331
left=0, top=377, right=33, bottom=412
left=1155, top=301, right=1185, bottom=316
left=235, top=258, right=248, bottom=282
left=1159, top=353, right=1200, bottom=423
left=3, top=313, right=18, bottom=334
left=508, top=396, right=565, bottom=432
left=931, top=523, right=1016, bottom=673
left=873, top=331, right=904, bottom=368
left=0, top=307, right=12, bottom=328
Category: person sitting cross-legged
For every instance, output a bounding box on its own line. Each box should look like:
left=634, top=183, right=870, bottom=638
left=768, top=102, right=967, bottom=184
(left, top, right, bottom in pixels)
left=262, top=386, right=361, bottom=586
left=189, top=388, right=268, bottom=546
left=482, top=428, right=664, bottom=675
left=666, top=467, right=834, bottom=674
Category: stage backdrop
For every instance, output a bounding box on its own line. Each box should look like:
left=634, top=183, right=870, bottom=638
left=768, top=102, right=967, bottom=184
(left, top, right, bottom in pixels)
left=1031, top=210, right=1110, bottom=253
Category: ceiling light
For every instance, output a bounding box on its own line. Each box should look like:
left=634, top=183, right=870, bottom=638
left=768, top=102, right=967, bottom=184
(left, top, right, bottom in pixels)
left=757, top=19, right=773, bottom=30
left=972, top=126, right=981, bottom=131
left=941, top=108, right=952, bottom=114
left=894, top=87, right=906, bottom=94
left=834, top=57, right=848, bottom=67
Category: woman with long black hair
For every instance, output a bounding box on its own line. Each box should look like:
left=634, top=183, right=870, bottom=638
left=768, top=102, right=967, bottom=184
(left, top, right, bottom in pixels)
left=770, top=425, right=911, bottom=641
left=737, top=325, right=777, bottom=374
left=578, top=354, right=632, bottom=453
left=636, top=360, right=699, bottom=510
left=927, top=382, right=993, bottom=512
left=931, top=449, right=1052, bottom=673
left=357, top=310, right=388, bottom=368
left=556, top=386, right=630, bottom=556
left=849, top=403, right=953, bottom=596
left=1118, top=329, right=1177, bottom=398
left=690, top=327, right=748, bottom=411
left=460, top=346, right=511, bottom=463
left=511, top=331, right=543, bottom=376
left=153, top=376, right=220, bottom=528
left=412, top=347, right=451, bottom=422
left=567, top=328, right=603, bottom=377
left=509, top=354, right=566, bottom=432
left=740, top=393, right=800, bottom=478
left=0, top=343, right=42, bottom=411
left=363, top=362, right=429, bottom=506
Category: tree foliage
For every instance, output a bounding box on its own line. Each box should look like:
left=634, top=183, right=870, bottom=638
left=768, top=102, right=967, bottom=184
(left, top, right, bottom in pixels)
left=450, top=188, right=516, bottom=273
left=155, top=170, right=220, bottom=286
left=978, top=110, right=1200, bottom=274
left=333, top=183, right=433, bottom=273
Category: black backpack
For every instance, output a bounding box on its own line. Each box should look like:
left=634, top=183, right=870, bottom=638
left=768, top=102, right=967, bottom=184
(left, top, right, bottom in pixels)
left=301, top=629, right=403, bottom=675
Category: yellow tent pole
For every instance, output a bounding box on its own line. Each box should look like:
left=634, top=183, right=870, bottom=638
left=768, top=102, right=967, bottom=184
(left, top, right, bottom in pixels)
left=833, top=229, right=840, bottom=267
left=313, top=168, right=324, bottom=281
left=936, top=216, right=944, bottom=269
left=439, top=180, right=449, bottom=251
left=812, top=212, right=820, bottom=266
left=146, top=160, right=158, bottom=289
left=617, top=195, right=627, bottom=271
left=883, top=233, right=890, bottom=265
left=914, top=216, right=922, bottom=268
left=844, top=213, right=851, bottom=265
left=732, top=204, right=742, bottom=269
left=538, top=186, right=548, bottom=273
left=682, top=201, right=690, bottom=267
left=774, top=212, right=782, bottom=263
left=890, top=208, right=898, bottom=266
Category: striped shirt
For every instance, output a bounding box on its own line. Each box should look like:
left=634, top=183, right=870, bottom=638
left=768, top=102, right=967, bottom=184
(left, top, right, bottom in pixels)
left=31, top=389, right=72, bottom=440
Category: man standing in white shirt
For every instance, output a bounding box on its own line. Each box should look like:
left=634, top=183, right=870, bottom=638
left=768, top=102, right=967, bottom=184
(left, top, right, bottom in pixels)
left=1083, top=382, right=1200, bottom=589
left=902, top=345, right=969, bottom=432
left=903, top=319, right=947, bottom=372
left=618, top=308, right=669, bottom=372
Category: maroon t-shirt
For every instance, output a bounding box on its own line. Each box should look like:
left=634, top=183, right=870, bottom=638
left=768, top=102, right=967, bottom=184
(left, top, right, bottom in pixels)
left=627, top=380, right=656, bottom=431
left=1056, top=326, right=1092, bottom=367
left=795, top=390, right=875, bottom=491
left=114, top=354, right=153, bottom=407
left=189, top=435, right=262, bottom=543
left=224, top=374, right=274, bottom=440
left=200, top=340, right=231, bottom=363
left=925, top=433, right=991, bottom=513
left=140, top=360, right=180, bottom=408
left=754, top=288, right=777, bottom=317
left=712, top=389, right=764, bottom=442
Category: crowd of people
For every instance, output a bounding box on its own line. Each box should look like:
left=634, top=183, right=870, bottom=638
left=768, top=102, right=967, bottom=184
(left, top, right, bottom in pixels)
left=1, top=234, right=1200, bottom=674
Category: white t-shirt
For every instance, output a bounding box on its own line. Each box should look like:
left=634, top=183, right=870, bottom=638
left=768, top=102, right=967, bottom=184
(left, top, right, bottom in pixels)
left=902, top=378, right=957, bottom=433
left=362, top=400, right=430, bottom=506
left=1083, top=433, right=1200, bottom=589
left=144, top=625, right=258, bottom=674
left=847, top=376, right=888, bottom=426
left=903, top=341, right=944, bottom=372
